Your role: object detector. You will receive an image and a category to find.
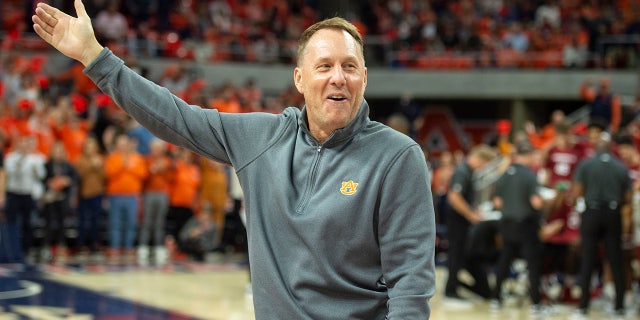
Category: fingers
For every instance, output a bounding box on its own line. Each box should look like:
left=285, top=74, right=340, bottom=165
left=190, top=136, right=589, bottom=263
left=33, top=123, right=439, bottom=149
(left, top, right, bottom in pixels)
left=74, top=0, right=90, bottom=20
left=35, top=2, right=60, bottom=21
left=32, top=12, right=55, bottom=42
left=32, top=5, right=59, bottom=32
left=32, top=17, right=52, bottom=43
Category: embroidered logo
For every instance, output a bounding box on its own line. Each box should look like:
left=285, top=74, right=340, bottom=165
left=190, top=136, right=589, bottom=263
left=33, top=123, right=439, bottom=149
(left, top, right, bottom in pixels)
left=340, top=180, right=358, bottom=195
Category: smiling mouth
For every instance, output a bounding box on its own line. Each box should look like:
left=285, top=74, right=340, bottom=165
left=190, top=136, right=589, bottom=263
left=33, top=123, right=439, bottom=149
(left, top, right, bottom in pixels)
left=328, top=96, right=347, bottom=102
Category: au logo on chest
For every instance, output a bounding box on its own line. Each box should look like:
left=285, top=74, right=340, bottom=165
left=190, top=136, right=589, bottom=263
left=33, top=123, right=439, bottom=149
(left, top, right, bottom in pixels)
left=340, top=180, right=358, bottom=195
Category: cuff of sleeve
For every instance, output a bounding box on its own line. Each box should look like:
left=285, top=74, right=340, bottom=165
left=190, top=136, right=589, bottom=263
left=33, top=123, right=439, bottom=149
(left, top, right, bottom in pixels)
left=82, top=48, right=124, bottom=82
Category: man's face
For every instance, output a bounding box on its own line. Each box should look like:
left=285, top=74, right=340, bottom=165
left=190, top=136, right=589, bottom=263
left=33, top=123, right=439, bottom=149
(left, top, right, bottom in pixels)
left=294, top=28, right=367, bottom=141
left=467, top=154, right=487, bottom=171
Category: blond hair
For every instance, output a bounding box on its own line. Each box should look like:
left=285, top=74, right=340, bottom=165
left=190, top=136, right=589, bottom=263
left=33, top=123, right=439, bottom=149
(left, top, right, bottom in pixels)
left=296, top=17, right=364, bottom=66
left=468, top=144, right=497, bottom=162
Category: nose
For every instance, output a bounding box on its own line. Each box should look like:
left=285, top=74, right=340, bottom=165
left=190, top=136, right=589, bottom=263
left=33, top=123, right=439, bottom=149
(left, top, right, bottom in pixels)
left=329, top=65, right=346, bottom=87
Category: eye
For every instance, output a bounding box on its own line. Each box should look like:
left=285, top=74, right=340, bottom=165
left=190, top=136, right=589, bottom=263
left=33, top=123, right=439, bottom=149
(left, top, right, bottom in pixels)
left=343, top=63, right=357, bottom=71
left=317, top=64, right=331, bottom=71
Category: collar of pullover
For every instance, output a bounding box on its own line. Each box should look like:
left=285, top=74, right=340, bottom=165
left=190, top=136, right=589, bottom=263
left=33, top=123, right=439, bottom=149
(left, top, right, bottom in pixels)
left=299, top=100, right=370, bottom=148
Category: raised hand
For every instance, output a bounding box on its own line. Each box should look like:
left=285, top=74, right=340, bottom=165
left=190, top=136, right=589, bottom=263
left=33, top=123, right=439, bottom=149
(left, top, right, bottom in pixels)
left=32, top=0, right=103, bottom=66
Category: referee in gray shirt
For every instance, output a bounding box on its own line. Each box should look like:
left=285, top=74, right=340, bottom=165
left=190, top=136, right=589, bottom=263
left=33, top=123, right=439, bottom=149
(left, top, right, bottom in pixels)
left=572, top=132, right=631, bottom=317
left=491, top=141, right=545, bottom=313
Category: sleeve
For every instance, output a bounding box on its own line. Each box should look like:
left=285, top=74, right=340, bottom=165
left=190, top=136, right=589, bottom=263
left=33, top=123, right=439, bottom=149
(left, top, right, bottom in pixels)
left=528, top=171, right=540, bottom=197
left=449, top=165, right=470, bottom=195
left=494, top=171, right=506, bottom=199
left=84, top=49, right=293, bottom=169
left=378, top=144, right=435, bottom=319
left=33, top=156, right=46, bottom=180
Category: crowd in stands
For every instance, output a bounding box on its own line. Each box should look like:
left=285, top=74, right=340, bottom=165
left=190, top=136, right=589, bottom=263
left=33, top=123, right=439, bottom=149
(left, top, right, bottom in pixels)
left=3, top=0, right=640, bottom=68
left=0, top=48, right=283, bottom=265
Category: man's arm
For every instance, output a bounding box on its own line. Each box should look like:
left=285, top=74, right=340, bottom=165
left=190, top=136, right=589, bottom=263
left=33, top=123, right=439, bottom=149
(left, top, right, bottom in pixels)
left=32, top=0, right=103, bottom=67
left=378, top=145, right=435, bottom=319
left=611, top=95, right=621, bottom=133
left=448, top=191, right=482, bottom=223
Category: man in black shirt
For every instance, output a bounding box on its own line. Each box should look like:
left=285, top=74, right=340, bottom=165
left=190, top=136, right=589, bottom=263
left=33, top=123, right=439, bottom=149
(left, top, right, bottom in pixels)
left=444, top=145, right=497, bottom=304
left=572, top=132, right=631, bottom=317
left=491, top=141, right=545, bottom=312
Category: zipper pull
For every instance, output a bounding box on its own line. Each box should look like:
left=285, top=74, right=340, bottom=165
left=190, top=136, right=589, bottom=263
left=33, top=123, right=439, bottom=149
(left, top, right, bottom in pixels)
left=317, top=146, right=322, bottom=152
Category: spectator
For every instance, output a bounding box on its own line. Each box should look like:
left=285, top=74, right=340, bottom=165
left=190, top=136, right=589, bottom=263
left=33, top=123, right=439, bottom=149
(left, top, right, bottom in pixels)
left=526, top=109, right=566, bottom=150
left=3, top=135, right=46, bottom=263
left=138, top=139, right=171, bottom=266
left=237, top=78, right=262, bottom=108
left=199, top=157, right=227, bottom=250
left=74, top=136, right=106, bottom=261
left=432, top=151, right=455, bottom=225
left=502, top=22, right=529, bottom=53
left=54, top=60, right=98, bottom=99
left=158, top=63, right=189, bottom=95
left=166, top=147, right=201, bottom=257
left=210, top=83, right=241, bottom=113
left=580, top=77, right=622, bottom=133
left=127, top=119, right=155, bottom=156
left=563, top=36, right=588, bottom=68
left=104, top=134, right=148, bottom=263
left=535, top=0, right=561, bottom=29
left=179, top=201, right=218, bottom=262
left=40, top=141, right=78, bottom=263
left=55, top=110, right=88, bottom=163
left=93, top=1, right=129, bottom=44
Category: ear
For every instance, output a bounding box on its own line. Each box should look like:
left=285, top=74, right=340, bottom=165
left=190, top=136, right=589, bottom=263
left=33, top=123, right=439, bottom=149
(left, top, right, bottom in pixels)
left=293, top=67, right=304, bottom=94
left=362, top=67, right=368, bottom=91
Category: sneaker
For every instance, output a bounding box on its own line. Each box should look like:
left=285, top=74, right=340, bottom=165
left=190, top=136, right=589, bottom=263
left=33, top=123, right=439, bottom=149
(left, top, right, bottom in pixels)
left=529, top=304, right=547, bottom=318
left=137, top=246, right=149, bottom=266
left=570, top=285, right=582, bottom=300
left=154, top=246, right=168, bottom=266
left=489, top=299, right=501, bottom=311
left=547, top=282, right=563, bottom=301
left=610, top=308, right=627, bottom=319
left=568, top=308, right=587, bottom=320
left=442, top=293, right=473, bottom=309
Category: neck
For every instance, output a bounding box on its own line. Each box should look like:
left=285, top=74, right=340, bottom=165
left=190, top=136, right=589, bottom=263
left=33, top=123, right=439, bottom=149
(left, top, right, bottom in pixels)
left=310, top=127, right=332, bottom=144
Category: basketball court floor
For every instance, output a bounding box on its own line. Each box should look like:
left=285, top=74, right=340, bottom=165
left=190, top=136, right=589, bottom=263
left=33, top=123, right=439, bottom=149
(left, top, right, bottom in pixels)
left=0, top=257, right=635, bottom=319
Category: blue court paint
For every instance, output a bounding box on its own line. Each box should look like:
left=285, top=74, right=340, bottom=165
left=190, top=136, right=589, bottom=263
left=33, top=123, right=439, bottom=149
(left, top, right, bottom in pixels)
left=0, top=265, right=200, bottom=320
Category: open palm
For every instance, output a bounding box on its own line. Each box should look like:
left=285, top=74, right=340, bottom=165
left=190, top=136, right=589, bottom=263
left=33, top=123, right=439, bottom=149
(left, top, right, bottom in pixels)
left=33, top=0, right=103, bottom=66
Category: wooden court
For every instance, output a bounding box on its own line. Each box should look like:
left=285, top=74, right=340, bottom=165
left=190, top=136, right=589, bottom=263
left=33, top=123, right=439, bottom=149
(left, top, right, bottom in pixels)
left=1, top=257, right=632, bottom=320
